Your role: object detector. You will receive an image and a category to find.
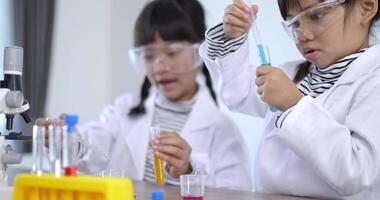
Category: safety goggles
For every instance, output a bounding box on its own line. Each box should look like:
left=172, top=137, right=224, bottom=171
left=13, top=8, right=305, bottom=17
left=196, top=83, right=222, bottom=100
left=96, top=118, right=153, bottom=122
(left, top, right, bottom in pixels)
left=128, top=43, right=202, bottom=75
left=282, top=0, right=346, bottom=44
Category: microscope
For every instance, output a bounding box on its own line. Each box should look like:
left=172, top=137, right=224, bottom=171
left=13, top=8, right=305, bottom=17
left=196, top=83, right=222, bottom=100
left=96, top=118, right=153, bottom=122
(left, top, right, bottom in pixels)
left=0, top=46, right=31, bottom=186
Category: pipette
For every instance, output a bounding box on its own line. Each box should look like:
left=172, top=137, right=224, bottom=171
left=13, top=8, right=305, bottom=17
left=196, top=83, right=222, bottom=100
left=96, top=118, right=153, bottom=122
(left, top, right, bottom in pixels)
left=249, top=1, right=277, bottom=112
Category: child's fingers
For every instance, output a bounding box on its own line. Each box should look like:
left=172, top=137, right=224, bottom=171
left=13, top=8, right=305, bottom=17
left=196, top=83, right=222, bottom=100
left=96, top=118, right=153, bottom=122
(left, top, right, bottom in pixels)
left=154, top=151, right=177, bottom=166
left=156, top=132, right=190, bottom=151
left=153, top=145, right=186, bottom=160
left=158, top=137, right=188, bottom=150
left=257, top=85, right=264, bottom=96
left=233, top=0, right=249, bottom=11
left=250, top=4, right=259, bottom=16
left=255, top=76, right=266, bottom=87
left=157, top=131, right=177, bottom=138
left=224, top=14, right=250, bottom=30
left=148, top=139, right=159, bottom=147
left=256, top=66, right=273, bottom=77
left=225, top=4, right=250, bottom=23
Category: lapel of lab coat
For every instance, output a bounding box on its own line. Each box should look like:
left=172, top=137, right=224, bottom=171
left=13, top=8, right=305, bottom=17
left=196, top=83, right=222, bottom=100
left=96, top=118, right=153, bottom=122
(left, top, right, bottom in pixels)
left=125, top=88, right=218, bottom=180
left=318, top=44, right=380, bottom=105
left=181, top=88, right=218, bottom=138
left=125, top=92, right=155, bottom=180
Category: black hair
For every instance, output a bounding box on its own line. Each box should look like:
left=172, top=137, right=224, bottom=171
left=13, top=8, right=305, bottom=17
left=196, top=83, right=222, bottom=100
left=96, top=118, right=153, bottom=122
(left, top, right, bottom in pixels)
left=129, top=0, right=217, bottom=116
left=277, top=0, right=380, bottom=83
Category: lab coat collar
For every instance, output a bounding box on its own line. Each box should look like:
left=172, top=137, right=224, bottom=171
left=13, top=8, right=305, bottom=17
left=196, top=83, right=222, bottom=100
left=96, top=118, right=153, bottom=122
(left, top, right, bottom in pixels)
left=125, top=86, right=218, bottom=179
left=314, top=44, right=380, bottom=106
left=147, top=86, right=219, bottom=131
left=334, top=43, right=380, bottom=86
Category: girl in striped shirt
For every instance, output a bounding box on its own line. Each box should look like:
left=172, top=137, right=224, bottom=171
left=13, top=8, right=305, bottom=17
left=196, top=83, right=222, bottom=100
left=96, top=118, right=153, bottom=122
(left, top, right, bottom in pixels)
left=200, top=0, right=380, bottom=198
left=73, top=0, right=252, bottom=190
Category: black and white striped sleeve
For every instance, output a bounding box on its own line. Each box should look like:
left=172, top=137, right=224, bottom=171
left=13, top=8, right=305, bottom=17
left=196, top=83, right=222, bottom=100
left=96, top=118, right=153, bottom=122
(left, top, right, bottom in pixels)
left=206, top=23, right=248, bottom=60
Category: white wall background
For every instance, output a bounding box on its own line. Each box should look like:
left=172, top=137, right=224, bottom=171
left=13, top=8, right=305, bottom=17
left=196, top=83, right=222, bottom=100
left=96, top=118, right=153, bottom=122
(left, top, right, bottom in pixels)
left=46, top=0, right=148, bottom=122
left=0, top=0, right=14, bottom=80
left=0, top=0, right=15, bottom=131
left=45, top=0, right=302, bottom=190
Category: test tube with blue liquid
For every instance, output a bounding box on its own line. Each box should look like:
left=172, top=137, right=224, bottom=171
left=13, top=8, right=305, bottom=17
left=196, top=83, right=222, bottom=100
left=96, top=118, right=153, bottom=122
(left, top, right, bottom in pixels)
left=248, top=1, right=277, bottom=112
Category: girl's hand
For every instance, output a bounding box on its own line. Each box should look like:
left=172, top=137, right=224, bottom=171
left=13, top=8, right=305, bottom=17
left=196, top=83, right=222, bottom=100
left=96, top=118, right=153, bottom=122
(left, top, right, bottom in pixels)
left=256, top=66, right=304, bottom=111
left=223, top=0, right=259, bottom=39
left=149, top=132, right=192, bottom=178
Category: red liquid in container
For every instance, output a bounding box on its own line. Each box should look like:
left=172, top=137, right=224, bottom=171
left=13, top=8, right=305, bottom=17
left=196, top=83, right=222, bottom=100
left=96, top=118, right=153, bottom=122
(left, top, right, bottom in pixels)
left=182, top=196, right=204, bottom=200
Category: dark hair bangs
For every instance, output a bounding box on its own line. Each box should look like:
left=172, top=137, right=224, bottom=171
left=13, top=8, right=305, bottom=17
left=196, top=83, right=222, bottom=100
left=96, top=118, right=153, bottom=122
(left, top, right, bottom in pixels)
left=278, top=0, right=305, bottom=20
left=134, top=0, right=199, bottom=47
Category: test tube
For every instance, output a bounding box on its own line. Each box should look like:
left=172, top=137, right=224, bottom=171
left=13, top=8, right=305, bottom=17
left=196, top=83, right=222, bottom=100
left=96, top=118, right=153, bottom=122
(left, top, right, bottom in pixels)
left=48, top=123, right=55, bottom=173
left=50, top=119, right=65, bottom=177
left=150, top=126, right=165, bottom=185
left=62, top=115, right=79, bottom=176
left=251, top=16, right=270, bottom=65
left=249, top=1, right=278, bottom=112
left=32, top=119, right=47, bottom=176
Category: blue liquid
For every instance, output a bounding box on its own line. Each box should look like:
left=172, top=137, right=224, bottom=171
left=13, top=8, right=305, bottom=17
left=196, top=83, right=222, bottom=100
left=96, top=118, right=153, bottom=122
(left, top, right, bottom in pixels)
left=270, top=107, right=278, bottom=112
left=257, top=44, right=269, bottom=65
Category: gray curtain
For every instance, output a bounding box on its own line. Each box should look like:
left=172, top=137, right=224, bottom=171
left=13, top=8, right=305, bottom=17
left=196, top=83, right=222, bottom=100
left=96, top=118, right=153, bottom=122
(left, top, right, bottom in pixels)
left=13, top=0, right=55, bottom=121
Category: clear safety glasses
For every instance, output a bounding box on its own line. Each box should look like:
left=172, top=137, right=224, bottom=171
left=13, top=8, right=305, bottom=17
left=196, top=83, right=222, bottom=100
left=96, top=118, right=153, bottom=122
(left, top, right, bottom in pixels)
left=282, top=0, right=346, bottom=44
left=128, top=43, right=202, bottom=75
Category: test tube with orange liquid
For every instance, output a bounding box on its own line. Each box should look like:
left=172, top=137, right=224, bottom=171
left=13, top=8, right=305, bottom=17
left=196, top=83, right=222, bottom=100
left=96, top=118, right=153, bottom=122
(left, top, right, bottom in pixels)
left=150, top=126, right=165, bottom=185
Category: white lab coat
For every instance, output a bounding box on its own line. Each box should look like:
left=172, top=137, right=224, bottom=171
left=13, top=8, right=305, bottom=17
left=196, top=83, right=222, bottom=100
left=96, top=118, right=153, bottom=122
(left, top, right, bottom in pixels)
left=200, top=37, right=380, bottom=199
left=76, top=86, right=252, bottom=191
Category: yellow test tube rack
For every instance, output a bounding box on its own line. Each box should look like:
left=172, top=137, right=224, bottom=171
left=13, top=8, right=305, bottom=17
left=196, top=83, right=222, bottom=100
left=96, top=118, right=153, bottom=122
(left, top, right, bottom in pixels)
left=12, top=174, right=134, bottom=200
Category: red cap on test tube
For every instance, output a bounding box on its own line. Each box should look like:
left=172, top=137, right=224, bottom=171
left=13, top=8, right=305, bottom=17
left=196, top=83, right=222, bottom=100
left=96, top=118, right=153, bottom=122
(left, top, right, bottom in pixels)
left=65, top=166, right=77, bottom=176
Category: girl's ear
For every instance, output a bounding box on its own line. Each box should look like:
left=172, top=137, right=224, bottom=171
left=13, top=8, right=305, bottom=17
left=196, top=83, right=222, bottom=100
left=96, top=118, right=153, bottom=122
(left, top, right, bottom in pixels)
left=359, top=0, right=379, bottom=25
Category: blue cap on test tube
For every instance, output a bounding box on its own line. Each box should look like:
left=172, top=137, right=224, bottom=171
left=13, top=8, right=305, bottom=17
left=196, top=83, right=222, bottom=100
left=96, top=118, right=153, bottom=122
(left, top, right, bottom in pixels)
left=151, top=191, right=164, bottom=200
left=64, top=115, right=78, bottom=133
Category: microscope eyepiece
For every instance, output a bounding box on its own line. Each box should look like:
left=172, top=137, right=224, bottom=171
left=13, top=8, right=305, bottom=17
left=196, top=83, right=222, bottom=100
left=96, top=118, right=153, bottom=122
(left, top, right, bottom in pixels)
left=4, top=46, right=23, bottom=75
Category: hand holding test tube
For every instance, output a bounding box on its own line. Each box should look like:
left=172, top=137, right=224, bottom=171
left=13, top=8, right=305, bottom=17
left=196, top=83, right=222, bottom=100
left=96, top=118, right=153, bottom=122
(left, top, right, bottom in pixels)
left=248, top=1, right=278, bottom=112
